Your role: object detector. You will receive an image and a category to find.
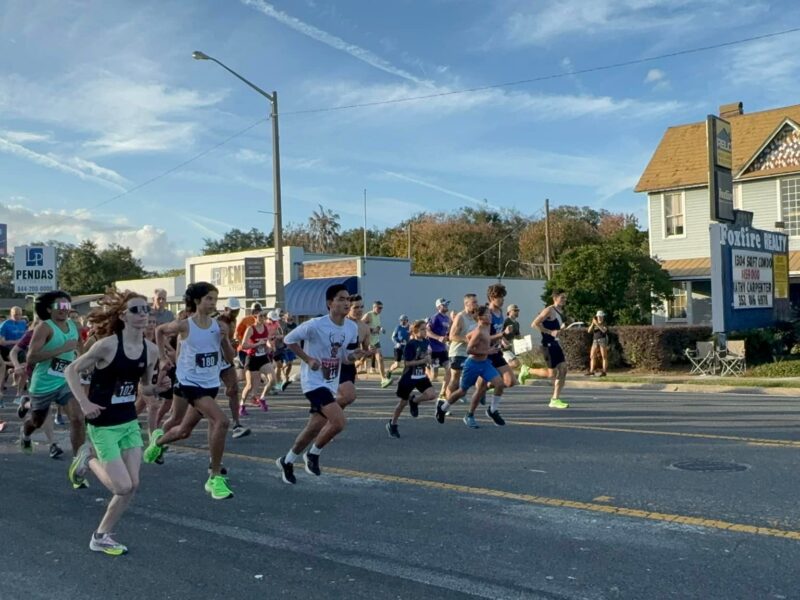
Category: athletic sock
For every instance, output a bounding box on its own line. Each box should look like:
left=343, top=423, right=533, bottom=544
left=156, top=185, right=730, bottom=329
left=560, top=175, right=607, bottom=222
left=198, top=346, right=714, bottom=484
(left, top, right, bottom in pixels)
left=490, top=395, right=502, bottom=412
left=441, top=401, right=451, bottom=410
left=309, top=444, right=322, bottom=456
left=285, top=450, right=298, bottom=464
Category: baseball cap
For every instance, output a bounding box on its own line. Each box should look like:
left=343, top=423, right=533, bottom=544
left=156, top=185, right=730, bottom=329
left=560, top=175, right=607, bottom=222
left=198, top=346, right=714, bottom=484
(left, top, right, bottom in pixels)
left=224, top=298, right=241, bottom=310
left=435, top=298, right=450, bottom=307
left=596, top=310, right=606, bottom=317
left=251, top=303, right=263, bottom=313
left=267, top=309, right=281, bottom=321
left=507, top=304, right=520, bottom=313
left=399, top=314, right=409, bottom=322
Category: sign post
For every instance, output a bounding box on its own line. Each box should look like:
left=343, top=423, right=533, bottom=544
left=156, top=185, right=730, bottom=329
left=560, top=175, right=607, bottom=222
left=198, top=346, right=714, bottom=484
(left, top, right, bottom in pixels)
left=14, top=246, right=57, bottom=294
left=708, top=115, right=734, bottom=223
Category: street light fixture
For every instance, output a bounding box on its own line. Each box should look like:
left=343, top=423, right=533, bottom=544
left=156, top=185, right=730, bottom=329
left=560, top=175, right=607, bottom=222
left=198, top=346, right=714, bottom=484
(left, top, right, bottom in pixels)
left=192, top=50, right=285, bottom=308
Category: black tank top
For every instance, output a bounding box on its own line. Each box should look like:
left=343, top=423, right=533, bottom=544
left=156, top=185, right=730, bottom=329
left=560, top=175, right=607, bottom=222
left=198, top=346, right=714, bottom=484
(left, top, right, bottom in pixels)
left=540, top=308, right=564, bottom=345
left=87, top=331, right=148, bottom=427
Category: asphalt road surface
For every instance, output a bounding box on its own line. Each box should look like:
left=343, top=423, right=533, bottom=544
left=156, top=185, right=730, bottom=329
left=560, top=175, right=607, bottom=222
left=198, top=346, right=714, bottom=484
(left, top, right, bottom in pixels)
left=2, top=381, right=799, bottom=599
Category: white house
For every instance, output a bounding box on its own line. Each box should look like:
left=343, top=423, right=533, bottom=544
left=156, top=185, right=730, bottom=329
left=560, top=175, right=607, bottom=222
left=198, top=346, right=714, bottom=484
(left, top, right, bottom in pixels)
left=636, top=101, right=800, bottom=325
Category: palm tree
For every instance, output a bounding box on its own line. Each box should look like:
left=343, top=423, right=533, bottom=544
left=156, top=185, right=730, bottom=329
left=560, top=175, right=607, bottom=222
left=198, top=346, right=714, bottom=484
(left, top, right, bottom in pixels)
left=307, top=205, right=341, bottom=253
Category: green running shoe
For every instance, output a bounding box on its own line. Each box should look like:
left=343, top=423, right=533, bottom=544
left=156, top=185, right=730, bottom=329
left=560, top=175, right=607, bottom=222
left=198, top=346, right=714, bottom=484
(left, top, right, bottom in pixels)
left=68, top=443, right=92, bottom=489
left=89, top=532, right=127, bottom=556
left=380, top=376, right=393, bottom=389
left=519, top=365, right=530, bottom=385
left=548, top=398, right=569, bottom=409
left=143, top=428, right=165, bottom=464
left=205, top=475, right=233, bottom=500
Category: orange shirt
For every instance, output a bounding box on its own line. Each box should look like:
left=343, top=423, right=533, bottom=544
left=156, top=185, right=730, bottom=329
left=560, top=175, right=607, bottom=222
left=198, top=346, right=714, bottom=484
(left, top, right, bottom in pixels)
left=235, top=315, right=257, bottom=350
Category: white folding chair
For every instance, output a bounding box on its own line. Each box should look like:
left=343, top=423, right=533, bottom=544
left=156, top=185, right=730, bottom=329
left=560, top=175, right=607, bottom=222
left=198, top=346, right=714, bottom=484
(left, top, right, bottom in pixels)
left=718, top=340, right=746, bottom=377
left=685, top=341, right=716, bottom=375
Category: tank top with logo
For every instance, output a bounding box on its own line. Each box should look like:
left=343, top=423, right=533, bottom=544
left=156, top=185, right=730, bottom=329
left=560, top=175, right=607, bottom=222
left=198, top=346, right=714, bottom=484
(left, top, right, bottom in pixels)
left=176, top=317, right=222, bottom=388
left=29, top=320, right=78, bottom=395
left=246, top=323, right=271, bottom=357
left=87, top=331, right=148, bottom=427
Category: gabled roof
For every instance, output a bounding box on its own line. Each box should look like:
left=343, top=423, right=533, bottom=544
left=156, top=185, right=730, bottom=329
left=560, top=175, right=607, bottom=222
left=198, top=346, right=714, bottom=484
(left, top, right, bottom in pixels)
left=635, top=104, right=800, bottom=193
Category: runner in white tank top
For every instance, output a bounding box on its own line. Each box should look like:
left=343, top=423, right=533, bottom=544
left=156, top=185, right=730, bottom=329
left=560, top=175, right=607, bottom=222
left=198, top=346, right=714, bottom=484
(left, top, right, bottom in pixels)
left=144, top=283, right=237, bottom=501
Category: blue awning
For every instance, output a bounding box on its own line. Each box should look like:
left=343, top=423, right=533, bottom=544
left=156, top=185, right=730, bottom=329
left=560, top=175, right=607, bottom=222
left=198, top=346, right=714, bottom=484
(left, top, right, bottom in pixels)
left=285, top=276, right=358, bottom=317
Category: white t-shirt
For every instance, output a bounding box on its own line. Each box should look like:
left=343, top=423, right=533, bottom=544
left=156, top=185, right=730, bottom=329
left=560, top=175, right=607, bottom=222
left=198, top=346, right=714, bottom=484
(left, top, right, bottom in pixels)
left=284, top=315, right=359, bottom=394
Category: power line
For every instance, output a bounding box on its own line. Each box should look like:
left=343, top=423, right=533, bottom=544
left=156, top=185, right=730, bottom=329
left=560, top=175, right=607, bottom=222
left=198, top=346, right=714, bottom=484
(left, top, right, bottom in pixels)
left=282, top=26, right=800, bottom=116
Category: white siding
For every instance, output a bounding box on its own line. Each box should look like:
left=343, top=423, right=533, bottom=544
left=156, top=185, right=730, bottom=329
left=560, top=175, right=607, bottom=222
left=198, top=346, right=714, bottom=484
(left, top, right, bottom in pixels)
left=740, top=178, right=777, bottom=231
left=649, top=187, right=711, bottom=260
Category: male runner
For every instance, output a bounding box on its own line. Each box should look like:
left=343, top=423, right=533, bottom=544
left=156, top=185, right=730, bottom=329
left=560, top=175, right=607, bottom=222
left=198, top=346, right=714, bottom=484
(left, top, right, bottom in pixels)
left=446, top=293, right=479, bottom=401
left=144, top=282, right=236, bottom=500
left=23, top=291, right=87, bottom=487
left=275, top=284, right=360, bottom=484
left=472, top=283, right=517, bottom=413
left=152, top=289, right=174, bottom=326
left=1, top=306, right=28, bottom=392
left=426, top=298, right=451, bottom=399
left=362, top=300, right=393, bottom=388
left=64, top=290, right=161, bottom=555
left=437, top=305, right=506, bottom=427
left=217, top=298, right=250, bottom=438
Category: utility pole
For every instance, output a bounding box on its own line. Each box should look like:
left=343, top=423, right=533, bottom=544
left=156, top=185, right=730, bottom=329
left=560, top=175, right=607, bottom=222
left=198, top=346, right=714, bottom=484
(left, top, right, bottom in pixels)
left=544, top=198, right=552, bottom=279
left=363, top=188, right=367, bottom=258
left=498, top=240, right=502, bottom=278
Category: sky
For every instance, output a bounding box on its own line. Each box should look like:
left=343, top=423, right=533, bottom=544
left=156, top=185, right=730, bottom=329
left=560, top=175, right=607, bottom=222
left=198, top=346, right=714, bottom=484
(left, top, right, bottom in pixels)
left=2, top=0, right=800, bottom=270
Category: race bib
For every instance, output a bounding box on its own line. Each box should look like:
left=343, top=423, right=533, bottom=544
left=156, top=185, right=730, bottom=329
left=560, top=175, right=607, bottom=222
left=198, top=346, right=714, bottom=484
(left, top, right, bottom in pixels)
left=255, top=346, right=267, bottom=357
left=48, top=357, right=71, bottom=377
left=412, top=365, right=426, bottom=379
left=111, top=381, right=137, bottom=405
left=195, top=352, right=219, bottom=369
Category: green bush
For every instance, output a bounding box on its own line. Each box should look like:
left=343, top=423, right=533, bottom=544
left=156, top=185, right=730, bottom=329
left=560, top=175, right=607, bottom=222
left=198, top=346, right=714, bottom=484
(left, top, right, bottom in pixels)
left=729, top=321, right=800, bottom=365
left=614, top=326, right=712, bottom=371
left=748, top=358, right=800, bottom=377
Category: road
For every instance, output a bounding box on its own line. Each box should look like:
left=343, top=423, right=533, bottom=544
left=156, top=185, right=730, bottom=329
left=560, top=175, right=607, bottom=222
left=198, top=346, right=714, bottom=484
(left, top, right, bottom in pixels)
left=2, top=382, right=799, bottom=599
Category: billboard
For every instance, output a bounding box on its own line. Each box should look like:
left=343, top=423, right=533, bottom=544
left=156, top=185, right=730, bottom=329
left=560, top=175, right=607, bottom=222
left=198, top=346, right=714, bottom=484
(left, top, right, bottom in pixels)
left=710, top=222, right=789, bottom=332
left=14, top=245, right=57, bottom=293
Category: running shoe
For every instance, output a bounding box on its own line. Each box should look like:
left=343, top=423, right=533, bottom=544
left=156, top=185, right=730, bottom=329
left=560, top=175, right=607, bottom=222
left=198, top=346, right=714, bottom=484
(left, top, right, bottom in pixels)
left=276, top=456, right=296, bottom=484
left=386, top=421, right=400, bottom=438
left=239, top=405, right=249, bottom=417
left=258, top=398, right=269, bottom=412
left=54, top=412, right=65, bottom=426
left=143, top=428, right=165, bottom=463
left=205, top=475, right=233, bottom=500
left=584, top=371, right=594, bottom=377
left=303, top=452, right=321, bottom=476
left=463, top=414, right=480, bottom=429
left=407, top=393, right=419, bottom=418
left=89, top=532, right=128, bottom=556
left=549, top=398, right=569, bottom=409
left=435, top=400, right=446, bottom=424
left=17, top=398, right=29, bottom=419
left=69, top=442, right=92, bottom=489
left=485, top=407, right=506, bottom=426
left=19, top=425, right=32, bottom=455
left=49, top=443, right=64, bottom=459
left=231, top=424, right=251, bottom=439
left=599, top=372, right=607, bottom=377
left=518, top=365, right=530, bottom=385
left=380, top=377, right=393, bottom=389
left=280, top=380, right=291, bottom=392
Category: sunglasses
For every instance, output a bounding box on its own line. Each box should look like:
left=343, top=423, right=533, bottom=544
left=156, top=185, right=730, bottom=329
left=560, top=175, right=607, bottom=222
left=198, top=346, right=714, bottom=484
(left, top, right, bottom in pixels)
left=51, top=301, right=71, bottom=310
left=128, top=305, right=152, bottom=315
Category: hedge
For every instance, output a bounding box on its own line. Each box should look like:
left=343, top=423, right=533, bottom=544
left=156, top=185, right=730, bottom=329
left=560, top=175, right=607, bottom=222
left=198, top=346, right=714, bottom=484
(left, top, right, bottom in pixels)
left=558, top=325, right=713, bottom=372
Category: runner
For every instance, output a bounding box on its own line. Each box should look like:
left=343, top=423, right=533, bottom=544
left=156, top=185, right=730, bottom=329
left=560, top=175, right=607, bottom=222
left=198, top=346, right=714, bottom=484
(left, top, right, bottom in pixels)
left=532, top=289, right=570, bottom=409
left=64, top=290, right=161, bottom=556
left=339, top=294, right=373, bottom=407
left=426, top=298, right=451, bottom=399
left=235, top=303, right=262, bottom=367
left=388, top=315, right=410, bottom=375
left=144, top=282, right=236, bottom=500
left=240, top=310, right=276, bottom=411
left=0, top=306, right=28, bottom=393
left=479, top=283, right=518, bottom=404
left=446, top=294, right=479, bottom=402
left=216, top=298, right=250, bottom=439
left=10, top=318, right=63, bottom=459
left=263, top=310, right=283, bottom=396
left=152, top=289, right=175, bottom=326
left=436, top=305, right=506, bottom=427
left=502, top=304, right=524, bottom=374
left=362, top=300, right=393, bottom=388
left=387, top=320, right=437, bottom=438
left=275, top=284, right=360, bottom=484
left=22, top=291, right=86, bottom=487
left=274, top=311, right=298, bottom=391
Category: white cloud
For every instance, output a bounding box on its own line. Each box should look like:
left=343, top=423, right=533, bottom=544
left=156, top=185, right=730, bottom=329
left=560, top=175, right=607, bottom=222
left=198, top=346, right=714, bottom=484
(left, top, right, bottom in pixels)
left=233, top=148, right=346, bottom=174
left=241, top=0, right=435, bottom=87
left=645, top=69, right=665, bottom=83
left=0, top=135, right=129, bottom=191
left=729, top=37, right=800, bottom=96
left=0, top=72, right=224, bottom=155
left=383, top=171, right=501, bottom=211
left=0, top=130, right=53, bottom=144
left=1, top=201, right=188, bottom=271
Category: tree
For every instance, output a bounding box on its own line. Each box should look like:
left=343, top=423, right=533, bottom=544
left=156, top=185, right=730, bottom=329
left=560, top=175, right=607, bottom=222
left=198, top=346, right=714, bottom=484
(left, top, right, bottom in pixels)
left=307, top=205, right=341, bottom=253
left=202, top=228, right=273, bottom=255
left=542, top=241, right=673, bottom=325
left=57, top=241, right=147, bottom=295
left=98, top=244, right=147, bottom=282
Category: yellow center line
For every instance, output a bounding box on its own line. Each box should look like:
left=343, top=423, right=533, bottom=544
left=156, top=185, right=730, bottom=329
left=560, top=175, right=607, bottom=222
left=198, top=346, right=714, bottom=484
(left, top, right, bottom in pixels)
left=175, top=446, right=800, bottom=542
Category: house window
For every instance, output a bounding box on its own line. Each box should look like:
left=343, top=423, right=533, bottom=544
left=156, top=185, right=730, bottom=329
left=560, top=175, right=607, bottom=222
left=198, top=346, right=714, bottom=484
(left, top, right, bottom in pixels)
left=733, top=184, right=742, bottom=209
left=663, top=192, right=684, bottom=237
left=667, top=283, right=688, bottom=320
left=780, top=177, right=800, bottom=236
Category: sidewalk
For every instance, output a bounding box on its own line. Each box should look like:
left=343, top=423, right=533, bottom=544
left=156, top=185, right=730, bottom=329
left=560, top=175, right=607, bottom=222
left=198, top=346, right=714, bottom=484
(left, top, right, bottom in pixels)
left=358, top=370, right=800, bottom=397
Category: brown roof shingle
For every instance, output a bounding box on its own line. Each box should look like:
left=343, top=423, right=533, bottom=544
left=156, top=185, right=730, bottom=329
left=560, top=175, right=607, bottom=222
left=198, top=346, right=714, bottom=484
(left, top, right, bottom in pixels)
left=635, top=104, right=800, bottom=193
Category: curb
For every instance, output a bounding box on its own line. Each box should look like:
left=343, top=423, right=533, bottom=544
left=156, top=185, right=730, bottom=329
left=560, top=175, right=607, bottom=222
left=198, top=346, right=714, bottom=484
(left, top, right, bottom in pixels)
left=530, top=378, right=800, bottom=397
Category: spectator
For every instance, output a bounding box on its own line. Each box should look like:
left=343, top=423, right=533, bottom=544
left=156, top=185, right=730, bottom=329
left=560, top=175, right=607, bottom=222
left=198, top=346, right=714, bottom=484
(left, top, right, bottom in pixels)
left=587, top=310, right=609, bottom=377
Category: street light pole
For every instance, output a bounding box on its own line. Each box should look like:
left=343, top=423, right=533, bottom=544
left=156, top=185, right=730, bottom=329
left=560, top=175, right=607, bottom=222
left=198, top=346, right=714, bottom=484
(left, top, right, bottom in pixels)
left=192, top=50, right=285, bottom=308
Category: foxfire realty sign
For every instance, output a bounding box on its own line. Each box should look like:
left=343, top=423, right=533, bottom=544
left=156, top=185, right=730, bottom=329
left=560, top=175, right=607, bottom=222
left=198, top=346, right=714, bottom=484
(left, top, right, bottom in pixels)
left=14, top=246, right=57, bottom=294
left=710, top=223, right=789, bottom=332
